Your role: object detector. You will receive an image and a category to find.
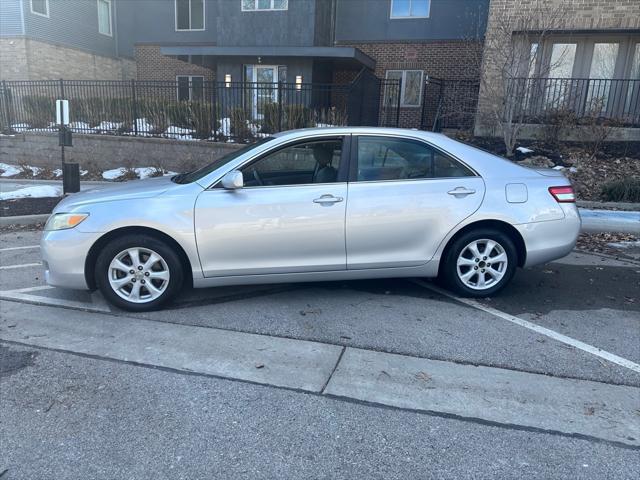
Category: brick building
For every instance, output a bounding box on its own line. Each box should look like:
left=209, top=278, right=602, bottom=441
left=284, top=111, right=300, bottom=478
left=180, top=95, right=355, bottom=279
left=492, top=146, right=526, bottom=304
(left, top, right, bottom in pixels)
left=476, top=0, right=640, bottom=138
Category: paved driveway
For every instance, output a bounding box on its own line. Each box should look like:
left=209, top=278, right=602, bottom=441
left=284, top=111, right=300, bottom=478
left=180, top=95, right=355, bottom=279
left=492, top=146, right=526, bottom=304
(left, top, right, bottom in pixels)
left=1, top=228, right=639, bottom=479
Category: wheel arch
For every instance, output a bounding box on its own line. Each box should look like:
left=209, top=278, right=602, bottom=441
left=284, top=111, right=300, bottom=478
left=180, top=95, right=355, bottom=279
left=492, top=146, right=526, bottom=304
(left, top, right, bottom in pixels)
left=438, top=219, right=527, bottom=275
left=84, top=226, right=194, bottom=291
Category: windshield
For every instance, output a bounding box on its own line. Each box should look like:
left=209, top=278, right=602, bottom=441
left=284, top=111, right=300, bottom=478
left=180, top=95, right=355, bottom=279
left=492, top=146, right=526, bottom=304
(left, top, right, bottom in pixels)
left=172, top=137, right=275, bottom=184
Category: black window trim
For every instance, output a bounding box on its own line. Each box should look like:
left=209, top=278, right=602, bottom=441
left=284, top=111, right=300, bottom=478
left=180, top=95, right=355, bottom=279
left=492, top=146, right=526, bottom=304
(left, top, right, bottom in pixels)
left=348, top=134, right=479, bottom=183
left=212, top=134, right=352, bottom=189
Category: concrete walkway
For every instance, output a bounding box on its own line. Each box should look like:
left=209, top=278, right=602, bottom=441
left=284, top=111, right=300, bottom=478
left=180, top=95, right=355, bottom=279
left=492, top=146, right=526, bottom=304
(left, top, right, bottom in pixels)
left=1, top=300, right=638, bottom=447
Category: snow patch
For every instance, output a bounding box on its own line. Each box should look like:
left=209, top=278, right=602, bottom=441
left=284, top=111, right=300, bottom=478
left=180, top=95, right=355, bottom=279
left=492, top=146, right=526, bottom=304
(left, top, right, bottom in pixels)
left=69, top=122, right=95, bottom=133
left=96, top=121, right=124, bottom=131
left=0, top=163, right=21, bottom=177
left=165, top=126, right=194, bottom=141
left=516, top=147, right=535, bottom=154
left=11, top=123, right=30, bottom=133
left=0, top=185, right=62, bottom=200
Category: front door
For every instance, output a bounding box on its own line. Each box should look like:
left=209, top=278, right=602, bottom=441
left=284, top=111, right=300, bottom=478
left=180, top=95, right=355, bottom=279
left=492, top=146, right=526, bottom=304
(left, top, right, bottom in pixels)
left=346, top=135, right=485, bottom=269
left=246, top=65, right=278, bottom=120
left=195, top=137, right=348, bottom=277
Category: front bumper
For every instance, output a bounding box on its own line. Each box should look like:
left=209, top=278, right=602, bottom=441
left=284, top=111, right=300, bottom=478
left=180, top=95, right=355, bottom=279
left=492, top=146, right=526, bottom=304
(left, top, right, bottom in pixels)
left=41, top=229, right=101, bottom=290
left=516, top=205, right=581, bottom=268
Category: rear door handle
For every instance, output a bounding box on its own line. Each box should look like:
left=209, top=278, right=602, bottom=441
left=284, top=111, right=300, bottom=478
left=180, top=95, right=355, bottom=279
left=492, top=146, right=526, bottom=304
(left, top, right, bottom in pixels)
left=313, top=194, right=344, bottom=204
left=447, top=187, right=476, bottom=197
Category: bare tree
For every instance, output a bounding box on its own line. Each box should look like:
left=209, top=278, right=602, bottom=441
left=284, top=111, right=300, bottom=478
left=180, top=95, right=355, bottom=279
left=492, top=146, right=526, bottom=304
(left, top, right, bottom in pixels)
left=477, top=1, right=567, bottom=156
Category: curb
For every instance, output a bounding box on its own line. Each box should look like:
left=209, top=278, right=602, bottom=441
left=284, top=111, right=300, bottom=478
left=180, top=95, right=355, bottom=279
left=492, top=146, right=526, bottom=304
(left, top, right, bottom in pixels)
left=577, top=200, right=640, bottom=211
left=0, top=214, right=49, bottom=226
left=579, top=208, right=640, bottom=235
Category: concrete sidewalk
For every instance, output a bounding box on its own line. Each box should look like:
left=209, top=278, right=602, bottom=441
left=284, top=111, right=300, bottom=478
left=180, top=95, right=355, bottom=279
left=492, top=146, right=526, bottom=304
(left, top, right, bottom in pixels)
left=1, top=300, right=638, bottom=447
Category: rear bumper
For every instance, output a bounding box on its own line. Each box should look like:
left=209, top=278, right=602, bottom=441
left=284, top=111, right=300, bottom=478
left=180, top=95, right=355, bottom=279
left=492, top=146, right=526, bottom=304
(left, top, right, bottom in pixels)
left=41, top=229, right=100, bottom=290
left=516, top=206, right=581, bottom=268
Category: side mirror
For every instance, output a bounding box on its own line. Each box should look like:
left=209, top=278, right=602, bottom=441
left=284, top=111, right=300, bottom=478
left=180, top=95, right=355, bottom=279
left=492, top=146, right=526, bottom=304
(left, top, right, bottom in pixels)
left=221, top=170, right=244, bottom=190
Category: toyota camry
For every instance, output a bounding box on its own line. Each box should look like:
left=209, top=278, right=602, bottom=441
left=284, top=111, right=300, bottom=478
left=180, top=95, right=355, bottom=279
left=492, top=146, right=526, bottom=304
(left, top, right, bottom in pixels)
left=41, top=127, right=581, bottom=311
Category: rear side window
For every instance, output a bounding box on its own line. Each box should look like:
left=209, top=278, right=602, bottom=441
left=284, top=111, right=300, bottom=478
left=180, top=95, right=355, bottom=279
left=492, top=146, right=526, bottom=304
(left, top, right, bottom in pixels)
left=355, top=136, right=474, bottom=181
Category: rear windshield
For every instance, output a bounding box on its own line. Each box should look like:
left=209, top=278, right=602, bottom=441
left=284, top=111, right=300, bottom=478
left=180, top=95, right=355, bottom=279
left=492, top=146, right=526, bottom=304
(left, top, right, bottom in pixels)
left=172, top=137, right=274, bottom=184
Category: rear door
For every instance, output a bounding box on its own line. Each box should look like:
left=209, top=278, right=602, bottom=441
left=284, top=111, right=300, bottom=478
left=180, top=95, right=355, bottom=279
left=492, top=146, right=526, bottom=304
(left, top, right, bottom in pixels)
left=345, top=135, right=485, bottom=269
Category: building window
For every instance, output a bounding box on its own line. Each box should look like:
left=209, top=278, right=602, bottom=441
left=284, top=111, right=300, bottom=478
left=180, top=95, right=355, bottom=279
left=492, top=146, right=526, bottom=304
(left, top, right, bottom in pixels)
left=176, top=0, right=205, bottom=31
left=177, top=76, right=205, bottom=102
left=30, top=0, right=49, bottom=17
left=97, top=0, right=112, bottom=36
left=385, top=70, right=424, bottom=107
left=390, top=0, right=430, bottom=18
left=242, top=0, right=288, bottom=12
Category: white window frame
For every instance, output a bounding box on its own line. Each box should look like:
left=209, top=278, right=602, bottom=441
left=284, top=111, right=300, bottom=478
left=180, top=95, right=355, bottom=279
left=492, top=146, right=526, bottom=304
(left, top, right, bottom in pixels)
left=386, top=70, right=424, bottom=107
left=176, top=75, right=205, bottom=102
left=241, top=0, right=288, bottom=12
left=30, top=0, right=49, bottom=18
left=390, top=0, right=430, bottom=19
left=175, top=0, right=206, bottom=32
left=97, top=0, right=113, bottom=37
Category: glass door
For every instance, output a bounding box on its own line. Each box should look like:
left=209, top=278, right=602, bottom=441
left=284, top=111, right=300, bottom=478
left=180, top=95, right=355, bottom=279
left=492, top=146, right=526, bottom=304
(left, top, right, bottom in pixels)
left=586, top=42, right=620, bottom=114
left=245, top=65, right=278, bottom=120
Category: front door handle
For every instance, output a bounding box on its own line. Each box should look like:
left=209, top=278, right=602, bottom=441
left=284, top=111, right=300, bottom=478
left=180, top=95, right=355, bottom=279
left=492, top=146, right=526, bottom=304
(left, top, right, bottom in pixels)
left=447, top=187, right=476, bottom=198
left=313, top=194, right=344, bottom=205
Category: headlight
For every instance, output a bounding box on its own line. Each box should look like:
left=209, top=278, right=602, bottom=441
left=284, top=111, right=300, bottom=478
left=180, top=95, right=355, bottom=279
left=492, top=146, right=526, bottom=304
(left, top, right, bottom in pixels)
left=44, top=213, right=89, bottom=231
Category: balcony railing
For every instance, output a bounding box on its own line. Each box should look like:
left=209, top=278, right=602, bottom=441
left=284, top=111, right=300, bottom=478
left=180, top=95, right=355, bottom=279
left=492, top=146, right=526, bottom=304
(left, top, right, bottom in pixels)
left=509, top=77, right=640, bottom=127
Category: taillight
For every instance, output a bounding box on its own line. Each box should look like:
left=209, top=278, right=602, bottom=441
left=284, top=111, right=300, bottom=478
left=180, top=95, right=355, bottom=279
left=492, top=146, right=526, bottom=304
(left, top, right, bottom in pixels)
left=549, top=186, right=575, bottom=203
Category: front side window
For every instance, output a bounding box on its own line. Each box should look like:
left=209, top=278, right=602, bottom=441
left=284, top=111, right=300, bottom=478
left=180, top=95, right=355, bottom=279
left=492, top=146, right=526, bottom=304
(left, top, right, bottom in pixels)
left=30, top=0, right=49, bottom=17
left=385, top=70, right=424, bottom=107
left=241, top=139, right=343, bottom=187
left=391, top=0, right=430, bottom=18
left=177, top=75, right=204, bottom=101
left=176, top=0, right=205, bottom=30
left=356, top=136, right=473, bottom=182
left=242, top=0, right=288, bottom=11
left=97, top=0, right=112, bottom=36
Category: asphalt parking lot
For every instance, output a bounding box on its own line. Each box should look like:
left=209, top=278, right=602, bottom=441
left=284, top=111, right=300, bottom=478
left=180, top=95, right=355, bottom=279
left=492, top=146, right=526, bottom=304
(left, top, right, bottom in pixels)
left=1, top=228, right=639, bottom=479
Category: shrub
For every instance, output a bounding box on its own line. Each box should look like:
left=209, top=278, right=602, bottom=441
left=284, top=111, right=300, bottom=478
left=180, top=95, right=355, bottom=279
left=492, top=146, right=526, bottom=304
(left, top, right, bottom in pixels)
left=22, top=95, right=55, bottom=128
left=261, top=102, right=280, bottom=134
left=601, top=178, right=640, bottom=203
left=229, top=107, right=252, bottom=142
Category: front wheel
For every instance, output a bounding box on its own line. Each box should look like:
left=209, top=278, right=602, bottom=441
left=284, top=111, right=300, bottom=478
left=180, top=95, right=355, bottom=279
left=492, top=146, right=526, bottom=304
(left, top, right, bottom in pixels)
left=95, top=234, right=184, bottom=311
left=440, top=229, right=517, bottom=298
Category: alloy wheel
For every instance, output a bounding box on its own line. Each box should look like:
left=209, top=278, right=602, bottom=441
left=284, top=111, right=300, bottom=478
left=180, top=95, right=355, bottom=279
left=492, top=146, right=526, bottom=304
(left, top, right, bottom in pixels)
left=456, top=239, right=508, bottom=291
left=108, top=247, right=170, bottom=303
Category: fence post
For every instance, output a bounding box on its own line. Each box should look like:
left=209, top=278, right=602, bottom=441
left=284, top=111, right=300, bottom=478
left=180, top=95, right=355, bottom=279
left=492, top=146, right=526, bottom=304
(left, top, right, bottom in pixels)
left=1, top=80, right=12, bottom=133
left=211, top=81, right=218, bottom=141
left=395, top=78, right=402, bottom=128
left=277, top=81, right=283, bottom=132
left=131, top=79, right=138, bottom=136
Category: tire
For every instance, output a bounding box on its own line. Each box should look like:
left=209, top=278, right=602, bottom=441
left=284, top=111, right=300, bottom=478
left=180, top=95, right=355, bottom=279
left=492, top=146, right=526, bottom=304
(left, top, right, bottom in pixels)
left=440, top=228, right=517, bottom=298
left=95, top=234, right=184, bottom=312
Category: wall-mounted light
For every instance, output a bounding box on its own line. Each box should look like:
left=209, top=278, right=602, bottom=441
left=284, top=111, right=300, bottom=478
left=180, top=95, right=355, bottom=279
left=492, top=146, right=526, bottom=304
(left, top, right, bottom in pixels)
left=224, top=74, right=231, bottom=88
left=295, top=75, right=303, bottom=90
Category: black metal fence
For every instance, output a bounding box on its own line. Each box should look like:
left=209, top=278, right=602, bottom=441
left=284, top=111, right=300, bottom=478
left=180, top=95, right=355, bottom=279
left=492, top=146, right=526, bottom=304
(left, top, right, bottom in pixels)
left=420, top=78, right=480, bottom=132
left=0, top=76, right=400, bottom=142
left=509, top=77, right=640, bottom=127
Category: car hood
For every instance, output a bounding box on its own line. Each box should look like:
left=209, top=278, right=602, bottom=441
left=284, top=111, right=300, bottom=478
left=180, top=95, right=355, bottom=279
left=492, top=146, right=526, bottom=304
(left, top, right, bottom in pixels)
left=54, top=175, right=177, bottom=210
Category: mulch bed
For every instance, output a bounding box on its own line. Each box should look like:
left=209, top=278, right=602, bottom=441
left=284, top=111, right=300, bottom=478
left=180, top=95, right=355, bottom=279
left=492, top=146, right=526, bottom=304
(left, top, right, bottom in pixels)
left=576, top=232, right=640, bottom=260
left=453, top=135, right=640, bottom=202
left=0, top=197, right=62, bottom=217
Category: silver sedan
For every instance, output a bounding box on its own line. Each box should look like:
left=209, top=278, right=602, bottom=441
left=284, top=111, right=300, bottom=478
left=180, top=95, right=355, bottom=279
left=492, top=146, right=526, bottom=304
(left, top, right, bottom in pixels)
left=41, top=127, right=581, bottom=311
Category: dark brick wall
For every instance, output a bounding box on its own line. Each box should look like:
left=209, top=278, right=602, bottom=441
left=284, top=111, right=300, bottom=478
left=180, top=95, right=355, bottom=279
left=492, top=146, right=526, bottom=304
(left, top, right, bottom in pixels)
left=135, top=45, right=216, bottom=82
left=334, top=41, right=483, bottom=128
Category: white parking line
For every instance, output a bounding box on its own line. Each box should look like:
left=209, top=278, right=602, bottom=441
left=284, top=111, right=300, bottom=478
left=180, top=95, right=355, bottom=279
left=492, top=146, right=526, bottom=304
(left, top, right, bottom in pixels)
left=412, top=279, right=640, bottom=374
left=0, top=285, right=111, bottom=313
left=0, top=245, right=40, bottom=252
left=0, top=262, right=42, bottom=270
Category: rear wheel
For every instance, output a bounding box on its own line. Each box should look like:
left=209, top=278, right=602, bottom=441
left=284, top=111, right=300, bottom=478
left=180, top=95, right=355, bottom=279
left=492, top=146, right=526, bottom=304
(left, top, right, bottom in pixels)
left=95, top=234, right=184, bottom=311
left=440, top=229, right=517, bottom=297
